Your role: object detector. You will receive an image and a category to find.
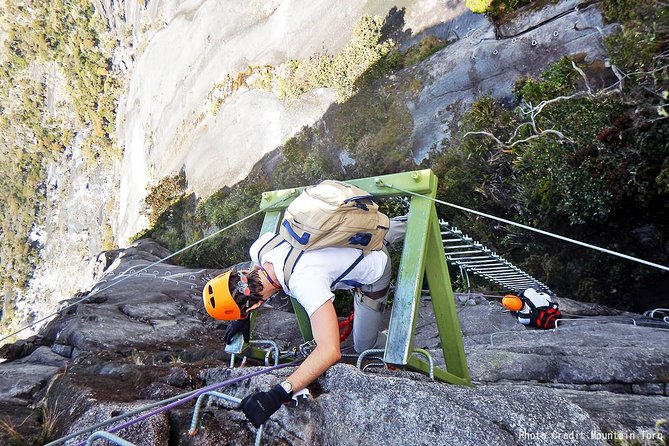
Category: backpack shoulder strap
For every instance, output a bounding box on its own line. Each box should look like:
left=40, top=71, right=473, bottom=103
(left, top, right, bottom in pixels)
left=257, top=234, right=285, bottom=262
left=520, top=296, right=541, bottom=324
left=257, top=233, right=297, bottom=289
left=523, top=296, right=538, bottom=312
left=283, top=247, right=369, bottom=292
left=282, top=247, right=304, bottom=291
left=331, top=251, right=366, bottom=289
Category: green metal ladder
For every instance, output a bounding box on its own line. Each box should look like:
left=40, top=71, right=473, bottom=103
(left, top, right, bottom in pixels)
left=249, top=169, right=470, bottom=385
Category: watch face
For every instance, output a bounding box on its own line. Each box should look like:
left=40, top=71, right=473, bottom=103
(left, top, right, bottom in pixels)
left=281, top=381, right=293, bottom=393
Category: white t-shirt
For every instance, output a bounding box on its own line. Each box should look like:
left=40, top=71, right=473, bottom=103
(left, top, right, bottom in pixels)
left=249, top=232, right=388, bottom=316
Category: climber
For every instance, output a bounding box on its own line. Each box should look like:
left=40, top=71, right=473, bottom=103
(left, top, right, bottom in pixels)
left=502, top=288, right=561, bottom=329
left=202, top=217, right=407, bottom=428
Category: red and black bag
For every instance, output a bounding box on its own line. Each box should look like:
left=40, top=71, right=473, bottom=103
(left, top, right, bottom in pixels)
left=525, top=299, right=561, bottom=329
left=535, top=306, right=561, bottom=329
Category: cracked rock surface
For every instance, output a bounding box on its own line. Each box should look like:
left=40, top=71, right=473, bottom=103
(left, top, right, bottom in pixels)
left=1, top=240, right=667, bottom=445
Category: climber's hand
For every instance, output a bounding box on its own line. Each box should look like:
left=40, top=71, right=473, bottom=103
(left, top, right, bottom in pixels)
left=239, top=384, right=291, bottom=428
left=224, top=317, right=251, bottom=344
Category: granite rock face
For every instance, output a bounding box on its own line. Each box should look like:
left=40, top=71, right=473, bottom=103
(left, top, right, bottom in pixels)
left=1, top=240, right=667, bottom=445
left=194, top=364, right=604, bottom=446
left=111, top=0, right=469, bottom=242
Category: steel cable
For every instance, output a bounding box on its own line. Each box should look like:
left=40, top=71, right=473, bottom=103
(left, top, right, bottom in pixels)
left=379, top=181, right=669, bottom=273
left=1, top=193, right=294, bottom=343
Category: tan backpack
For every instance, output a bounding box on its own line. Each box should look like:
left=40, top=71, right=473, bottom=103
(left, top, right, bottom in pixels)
left=258, top=180, right=390, bottom=289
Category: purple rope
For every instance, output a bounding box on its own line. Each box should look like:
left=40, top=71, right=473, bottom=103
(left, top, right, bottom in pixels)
left=74, top=360, right=300, bottom=446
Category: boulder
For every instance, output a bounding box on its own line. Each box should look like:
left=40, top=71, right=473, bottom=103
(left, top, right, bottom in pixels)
left=195, top=364, right=604, bottom=446
left=0, top=346, right=66, bottom=400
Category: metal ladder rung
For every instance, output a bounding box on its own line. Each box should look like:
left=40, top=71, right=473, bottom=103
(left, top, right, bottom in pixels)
left=440, top=219, right=552, bottom=294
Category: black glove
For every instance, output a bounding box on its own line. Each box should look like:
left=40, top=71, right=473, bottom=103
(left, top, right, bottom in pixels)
left=224, top=317, right=250, bottom=344
left=239, top=384, right=291, bottom=428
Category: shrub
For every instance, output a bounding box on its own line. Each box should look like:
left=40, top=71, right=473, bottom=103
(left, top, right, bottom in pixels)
left=333, top=87, right=414, bottom=177
left=603, top=0, right=668, bottom=93
left=272, top=126, right=344, bottom=189
left=402, top=35, right=448, bottom=66
left=514, top=57, right=579, bottom=103
left=466, top=0, right=534, bottom=14
left=431, top=50, right=669, bottom=309
left=466, top=0, right=495, bottom=13
left=141, top=173, right=187, bottom=226
left=226, top=15, right=396, bottom=104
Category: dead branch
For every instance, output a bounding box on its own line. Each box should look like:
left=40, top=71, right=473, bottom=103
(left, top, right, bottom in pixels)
left=463, top=130, right=573, bottom=149
left=571, top=60, right=592, bottom=94
left=463, top=60, right=625, bottom=150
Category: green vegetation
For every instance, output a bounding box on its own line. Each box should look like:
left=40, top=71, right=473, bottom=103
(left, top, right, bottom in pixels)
left=333, top=87, right=414, bottom=177
left=271, top=126, right=345, bottom=189
left=465, top=0, right=567, bottom=17
left=438, top=65, right=666, bottom=307
left=401, top=36, right=449, bottom=67
left=1, top=0, right=120, bottom=156
left=132, top=176, right=272, bottom=269
left=465, top=0, right=534, bottom=14
left=429, top=0, right=668, bottom=308
left=0, top=0, right=120, bottom=332
left=141, top=173, right=187, bottom=226
left=207, top=15, right=395, bottom=108
left=208, top=18, right=448, bottom=114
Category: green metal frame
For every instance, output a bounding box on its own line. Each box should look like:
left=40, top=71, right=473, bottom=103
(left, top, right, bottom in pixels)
left=254, top=169, right=470, bottom=385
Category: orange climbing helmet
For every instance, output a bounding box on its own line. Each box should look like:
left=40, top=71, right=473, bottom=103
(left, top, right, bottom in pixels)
left=202, top=270, right=251, bottom=321
left=502, top=294, right=524, bottom=312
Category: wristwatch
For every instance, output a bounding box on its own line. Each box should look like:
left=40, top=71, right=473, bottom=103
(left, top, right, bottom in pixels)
left=280, top=380, right=294, bottom=396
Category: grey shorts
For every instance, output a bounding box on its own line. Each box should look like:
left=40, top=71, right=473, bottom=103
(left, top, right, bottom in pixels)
left=353, top=217, right=406, bottom=352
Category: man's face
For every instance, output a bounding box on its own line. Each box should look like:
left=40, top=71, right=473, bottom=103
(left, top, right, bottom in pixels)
left=237, top=268, right=273, bottom=315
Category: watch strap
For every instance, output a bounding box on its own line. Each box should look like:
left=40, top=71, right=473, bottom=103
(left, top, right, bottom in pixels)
left=280, top=380, right=294, bottom=397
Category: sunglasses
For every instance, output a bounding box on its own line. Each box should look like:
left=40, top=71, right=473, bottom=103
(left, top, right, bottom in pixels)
left=235, top=272, right=251, bottom=296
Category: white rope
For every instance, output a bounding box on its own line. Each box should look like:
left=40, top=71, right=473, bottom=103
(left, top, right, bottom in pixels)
left=1, top=198, right=290, bottom=343
left=381, top=182, right=669, bottom=273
